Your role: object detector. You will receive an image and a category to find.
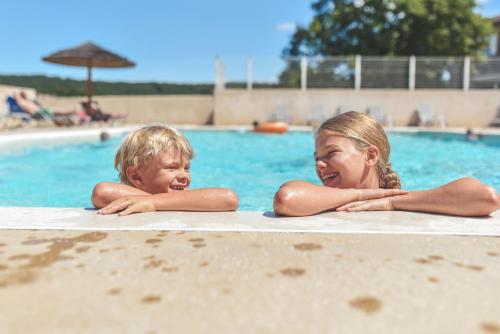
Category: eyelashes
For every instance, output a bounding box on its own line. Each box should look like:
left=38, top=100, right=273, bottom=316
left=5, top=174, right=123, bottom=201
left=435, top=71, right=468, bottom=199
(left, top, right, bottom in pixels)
left=315, top=151, right=338, bottom=161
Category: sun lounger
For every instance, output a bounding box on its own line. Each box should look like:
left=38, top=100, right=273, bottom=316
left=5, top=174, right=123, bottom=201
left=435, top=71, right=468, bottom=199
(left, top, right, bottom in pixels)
left=307, top=105, right=327, bottom=126
left=408, top=105, right=436, bottom=127
left=335, top=105, right=353, bottom=116
left=6, top=96, right=34, bottom=122
left=489, top=107, right=500, bottom=127
left=5, top=95, right=82, bottom=127
left=366, top=106, right=393, bottom=126
left=269, top=103, right=293, bottom=124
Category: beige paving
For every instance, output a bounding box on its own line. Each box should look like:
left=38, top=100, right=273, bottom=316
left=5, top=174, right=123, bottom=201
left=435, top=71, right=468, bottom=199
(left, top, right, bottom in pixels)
left=0, top=229, right=499, bottom=334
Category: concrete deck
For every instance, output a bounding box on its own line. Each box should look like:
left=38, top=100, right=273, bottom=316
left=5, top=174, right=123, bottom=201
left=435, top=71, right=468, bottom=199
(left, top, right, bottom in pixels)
left=1, top=208, right=499, bottom=333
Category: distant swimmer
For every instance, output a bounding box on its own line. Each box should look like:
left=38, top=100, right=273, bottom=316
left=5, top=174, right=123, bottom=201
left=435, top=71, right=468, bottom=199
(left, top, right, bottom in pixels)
left=466, top=128, right=481, bottom=141
left=100, top=131, right=111, bottom=142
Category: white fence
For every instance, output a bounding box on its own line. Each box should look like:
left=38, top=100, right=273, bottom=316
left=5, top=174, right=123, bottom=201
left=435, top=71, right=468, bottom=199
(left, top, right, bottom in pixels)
left=215, top=56, right=500, bottom=91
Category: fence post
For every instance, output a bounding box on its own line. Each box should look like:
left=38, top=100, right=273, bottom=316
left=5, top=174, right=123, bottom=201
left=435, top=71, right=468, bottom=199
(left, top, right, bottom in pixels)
left=354, top=55, right=361, bottom=91
left=215, top=56, right=225, bottom=91
left=409, top=55, right=416, bottom=91
left=463, top=56, right=470, bottom=91
left=247, top=58, right=253, bottom=91
left=300, top=57, right=307, bottom=91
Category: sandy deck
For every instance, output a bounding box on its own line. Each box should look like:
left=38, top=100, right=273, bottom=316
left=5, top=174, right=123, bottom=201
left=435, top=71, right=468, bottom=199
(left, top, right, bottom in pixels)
left=0, top=209, right=499, bottom=333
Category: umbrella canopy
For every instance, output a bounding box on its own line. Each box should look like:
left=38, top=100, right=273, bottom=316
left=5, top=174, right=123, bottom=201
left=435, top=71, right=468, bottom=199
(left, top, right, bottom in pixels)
left=42, top=42, right=135, bottom=108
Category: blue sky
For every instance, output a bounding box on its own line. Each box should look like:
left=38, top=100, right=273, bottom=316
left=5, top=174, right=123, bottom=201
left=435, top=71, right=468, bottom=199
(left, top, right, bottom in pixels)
left=0, top=0, right=498, bottom=83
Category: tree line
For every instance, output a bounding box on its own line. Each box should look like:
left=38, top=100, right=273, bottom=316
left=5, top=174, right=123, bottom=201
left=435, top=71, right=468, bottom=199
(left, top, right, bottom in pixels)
left=0, top=75, right=215, bottom=96
left=0, top=75, right=284, bottom=96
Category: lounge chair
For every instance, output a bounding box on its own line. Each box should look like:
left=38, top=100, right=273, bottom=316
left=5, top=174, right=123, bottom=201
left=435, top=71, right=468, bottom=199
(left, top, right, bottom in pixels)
left=335, top=105, right=353, bottom=116
left=366, top=106, right=393, bottom=126
left=307, top=105, right=327, bottom=126
left=6, top=96, right=33, bottom=122
left=7, top=93, right=87, bottom=126
left=408, top=105, right=436, bottom=127
left=269, top=103, right=293, bottom=124
left=489, top=107, right=500, bottom=127
left=81, top=101, right=125, bottom=123
left=436, top=113, right=447, bottom=128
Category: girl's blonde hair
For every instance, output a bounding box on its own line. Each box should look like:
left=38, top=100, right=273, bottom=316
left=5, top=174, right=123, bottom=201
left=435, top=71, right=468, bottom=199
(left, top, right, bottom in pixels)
left=115, top=125, right=194, bottom=184
left=316, top=111, right=401, bottom=189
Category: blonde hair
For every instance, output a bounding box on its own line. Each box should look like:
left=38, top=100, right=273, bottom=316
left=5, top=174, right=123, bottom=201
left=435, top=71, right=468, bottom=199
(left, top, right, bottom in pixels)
left=115, top=125, right=194, bottom=184
left=316, top=111, right=401, bottom=189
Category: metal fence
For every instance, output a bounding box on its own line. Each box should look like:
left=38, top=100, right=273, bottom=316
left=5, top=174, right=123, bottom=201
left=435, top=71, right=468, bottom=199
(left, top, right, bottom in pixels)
left=215, top=56, right=500, bottom=91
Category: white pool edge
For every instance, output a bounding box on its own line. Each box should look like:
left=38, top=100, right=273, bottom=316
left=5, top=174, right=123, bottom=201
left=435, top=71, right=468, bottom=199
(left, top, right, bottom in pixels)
left=1, top=207, right=499, bottom=236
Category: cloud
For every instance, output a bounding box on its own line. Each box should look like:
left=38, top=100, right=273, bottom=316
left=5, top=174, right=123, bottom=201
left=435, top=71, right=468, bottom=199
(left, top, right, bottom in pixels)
left=276, top=22, right=296, bottom=32
left=476, top=0, right=490, bottom=4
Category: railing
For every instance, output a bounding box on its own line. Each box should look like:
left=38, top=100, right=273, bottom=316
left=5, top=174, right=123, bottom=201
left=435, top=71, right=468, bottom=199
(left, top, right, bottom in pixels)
left=215, top=56, right=500, bottom=91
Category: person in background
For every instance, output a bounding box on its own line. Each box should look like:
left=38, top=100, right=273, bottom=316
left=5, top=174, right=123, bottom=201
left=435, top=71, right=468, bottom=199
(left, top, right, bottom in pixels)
left=13, top=91, right=89, bottom=125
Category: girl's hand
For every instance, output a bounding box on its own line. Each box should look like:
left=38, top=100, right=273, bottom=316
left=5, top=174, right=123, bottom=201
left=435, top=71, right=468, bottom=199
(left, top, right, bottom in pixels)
left=336, top=197, right=397, bottom=212
left=355, top=188, right=408, bottom=201
left=97, top=195, right=156, bottom=216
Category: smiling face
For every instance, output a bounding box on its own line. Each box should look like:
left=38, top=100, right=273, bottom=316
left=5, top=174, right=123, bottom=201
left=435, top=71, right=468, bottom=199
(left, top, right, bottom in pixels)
left=130, top=146, right=191, bottom=194
left=315, top=133, right=379, bottom=189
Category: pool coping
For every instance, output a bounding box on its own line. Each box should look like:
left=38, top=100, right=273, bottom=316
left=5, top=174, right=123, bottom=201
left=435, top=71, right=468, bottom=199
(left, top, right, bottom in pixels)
left=1, top=207, right=499, bottom=236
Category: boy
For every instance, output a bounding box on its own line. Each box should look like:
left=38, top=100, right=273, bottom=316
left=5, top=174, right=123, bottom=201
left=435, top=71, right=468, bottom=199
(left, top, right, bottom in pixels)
left=92, top=125, right=238, bottom=216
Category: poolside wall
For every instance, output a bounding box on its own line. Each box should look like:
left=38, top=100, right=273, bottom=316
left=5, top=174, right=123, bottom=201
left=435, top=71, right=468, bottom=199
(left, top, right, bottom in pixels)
left=214, top=89, right=500, bottom=127
left=4, top=86, right=500, bottom=127
left=37, top=95, right=214, bottom=125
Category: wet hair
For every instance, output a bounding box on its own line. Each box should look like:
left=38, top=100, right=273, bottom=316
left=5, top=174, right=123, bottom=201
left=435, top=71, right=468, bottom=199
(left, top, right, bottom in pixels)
left=115, top=125, right=194, bottom=185
left=316, top=111, right=401, bottom=189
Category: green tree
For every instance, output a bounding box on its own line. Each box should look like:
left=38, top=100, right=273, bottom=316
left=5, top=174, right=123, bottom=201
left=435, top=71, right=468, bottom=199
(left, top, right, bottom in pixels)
left=284, top=0, right=493, bottom=57
left=279, top=0, right=494, bottom=87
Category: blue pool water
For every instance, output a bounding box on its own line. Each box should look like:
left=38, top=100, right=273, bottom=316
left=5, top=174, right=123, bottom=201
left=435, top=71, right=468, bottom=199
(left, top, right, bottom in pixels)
left=0, top=130, right=499, bottom=210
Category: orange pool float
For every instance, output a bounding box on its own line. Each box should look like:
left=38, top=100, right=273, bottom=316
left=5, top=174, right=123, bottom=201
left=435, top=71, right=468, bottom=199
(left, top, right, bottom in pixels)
left=253, top=122, right=288, bottom=134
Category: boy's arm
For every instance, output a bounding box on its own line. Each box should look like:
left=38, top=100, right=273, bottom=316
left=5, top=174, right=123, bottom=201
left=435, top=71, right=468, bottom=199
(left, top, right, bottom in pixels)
left=273, top=180, right=407, bottom=217
left=337, top=177, right=500, bottom=217
left=91, top=182, right=150, bottom=209
left=97, top=188, right=239, bottom=215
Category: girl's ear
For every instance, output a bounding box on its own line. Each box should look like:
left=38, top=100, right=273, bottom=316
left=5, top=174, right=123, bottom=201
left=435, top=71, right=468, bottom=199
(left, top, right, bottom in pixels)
left=365, top=145, right=380, bottom=167
left=126, top=166, right=144, bottom=189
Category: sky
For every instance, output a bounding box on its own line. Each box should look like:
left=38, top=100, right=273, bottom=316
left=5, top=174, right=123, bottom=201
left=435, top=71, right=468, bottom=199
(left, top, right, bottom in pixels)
left=0, top=0, right=499, bottom=83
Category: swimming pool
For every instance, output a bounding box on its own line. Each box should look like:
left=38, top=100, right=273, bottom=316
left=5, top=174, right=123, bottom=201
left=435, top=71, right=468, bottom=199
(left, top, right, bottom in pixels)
left=1, top=130, right=499, bottom=210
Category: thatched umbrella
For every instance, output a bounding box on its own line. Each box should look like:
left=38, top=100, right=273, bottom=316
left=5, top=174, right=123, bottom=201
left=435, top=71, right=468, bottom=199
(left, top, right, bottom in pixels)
left=42, top=41, right=135, bottom=109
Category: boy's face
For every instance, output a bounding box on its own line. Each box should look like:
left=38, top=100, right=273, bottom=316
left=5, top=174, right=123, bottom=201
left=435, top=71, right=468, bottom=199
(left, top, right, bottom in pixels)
left=134, top=146, right=191, bottom=194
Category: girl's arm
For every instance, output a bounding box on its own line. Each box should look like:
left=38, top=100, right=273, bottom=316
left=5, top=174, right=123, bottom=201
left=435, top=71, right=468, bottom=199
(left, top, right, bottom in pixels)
left=337, top=177, right=500, bottom=217
left=97, top=188, right=239, bottom=216
left=91, top=182, right=150, bottom=209
left=273, top=180, right=407, bottom=217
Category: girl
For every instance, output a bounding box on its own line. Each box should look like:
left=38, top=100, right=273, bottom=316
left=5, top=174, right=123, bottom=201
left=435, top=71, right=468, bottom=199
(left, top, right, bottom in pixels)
left=274, top=111, right=499, bottom=217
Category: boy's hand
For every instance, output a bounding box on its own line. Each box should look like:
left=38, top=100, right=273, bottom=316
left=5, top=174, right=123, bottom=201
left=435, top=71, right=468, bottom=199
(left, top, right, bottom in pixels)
left=97, top=195, right=156, bottom=216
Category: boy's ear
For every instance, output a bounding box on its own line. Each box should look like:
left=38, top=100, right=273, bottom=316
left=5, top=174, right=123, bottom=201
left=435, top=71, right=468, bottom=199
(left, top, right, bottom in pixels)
left=365, top=146, right=380, bottom=167
left=126, top=166, right=144, bottom=189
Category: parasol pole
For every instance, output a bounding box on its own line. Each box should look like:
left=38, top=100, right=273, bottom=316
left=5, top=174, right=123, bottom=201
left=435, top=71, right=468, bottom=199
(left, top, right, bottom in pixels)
left=86, top=59, right=93, bottom=110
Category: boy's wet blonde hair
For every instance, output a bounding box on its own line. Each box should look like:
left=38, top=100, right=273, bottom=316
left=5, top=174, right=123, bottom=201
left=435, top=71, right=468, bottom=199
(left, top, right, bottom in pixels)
left=316, top=111, right=401, bottom=189
left=115, top=125, right=194, bottom=184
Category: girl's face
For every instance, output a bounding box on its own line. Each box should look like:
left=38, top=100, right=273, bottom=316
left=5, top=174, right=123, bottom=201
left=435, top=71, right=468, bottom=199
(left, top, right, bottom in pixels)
left=314, top=133, right=376, bottom=189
